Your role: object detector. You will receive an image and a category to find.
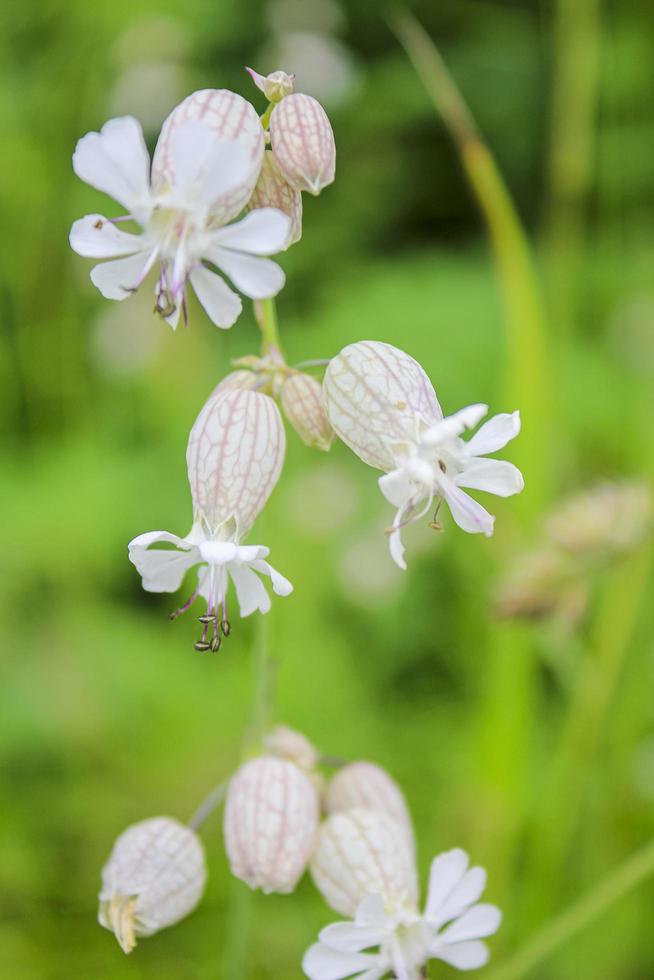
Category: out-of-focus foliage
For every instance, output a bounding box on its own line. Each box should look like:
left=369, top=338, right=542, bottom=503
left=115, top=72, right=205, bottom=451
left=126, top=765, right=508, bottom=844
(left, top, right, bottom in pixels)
left=1, top=1, right=653, bottom=979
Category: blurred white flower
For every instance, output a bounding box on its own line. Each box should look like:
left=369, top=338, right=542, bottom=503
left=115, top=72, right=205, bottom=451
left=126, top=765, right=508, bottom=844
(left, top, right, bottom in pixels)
left=311, top=809, right=418, bottom=918
left=98, top=816, right=206, bottom=954
left=70, top=91, right=291, bottom=329
left=325, top=762, right=415, bottom=853
left=304, top=846, right=501, bottom=979
left=128, top=389, right=291, bottom=649
left=224, top=755, right=319, bottom=893
left=324, top=342, right=523, bottom=569
left=264, top=724, right=320, bottom=771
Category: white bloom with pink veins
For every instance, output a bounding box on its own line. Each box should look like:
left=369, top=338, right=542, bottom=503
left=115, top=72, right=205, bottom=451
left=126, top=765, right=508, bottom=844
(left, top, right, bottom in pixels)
left=224, top=755, right=320, bottom=893
left=323, top=341, right=524, bottom=569
left=324, top=763, right=415, bottom=853
left=310, top=809, right=418, bottom=919
left=128, top=389, right=292, bottom=650
left=70, top=89, right=291, bottom=330
left=304, top=846, right=502, bottom=979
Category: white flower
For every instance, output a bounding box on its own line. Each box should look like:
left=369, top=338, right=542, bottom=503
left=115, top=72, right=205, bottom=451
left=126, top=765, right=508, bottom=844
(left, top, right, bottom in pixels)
left=70, top=89, right=291, bottom=329
left=98, top=816, right=206, bottom=954
left=303, top=848, right=501, bottom=979
left=128, top=389, right=292, bottom=648
left=325, top=763, right=415, bottom=854
left=224, top=755, right=319, bottom=893
left=323, top=341, right=524, bottom=569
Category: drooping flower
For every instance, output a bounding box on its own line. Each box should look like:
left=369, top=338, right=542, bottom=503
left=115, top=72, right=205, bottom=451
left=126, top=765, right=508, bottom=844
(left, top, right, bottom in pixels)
left=324, top=762, right=415, bottom=853
left=70, top=89, right=292, bottom=329
left=224, top=755, right=320, bottom=893
left=128, top=389, right=292, bottom=649
left=98, top=816, right=206, bottom=954
left=304, top=844, right=501, bottom=979
left=310, top=809, right=418, bottom=919
left=323, top=341, right=524, bottom=569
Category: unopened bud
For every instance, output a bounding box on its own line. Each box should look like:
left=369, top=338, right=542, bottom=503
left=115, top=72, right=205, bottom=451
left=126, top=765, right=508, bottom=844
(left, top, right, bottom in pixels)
left=310, top=808, right=418, bottom=917
left=324, top=762, right=414, bottom=852
left=247, top=66, right=295, bottom=103
left=270, top=94, right=336, bottom=195
left=224, top=755, right=319, bottom=893
left=282, top=372, right=334, bottom=451
left=247, top=151, right=303, bottom=246
left=264, top=724, right=319, bottom=771
left=98, top=817, right=206, bottom=953
left=210, top=369, right=262, bottom=398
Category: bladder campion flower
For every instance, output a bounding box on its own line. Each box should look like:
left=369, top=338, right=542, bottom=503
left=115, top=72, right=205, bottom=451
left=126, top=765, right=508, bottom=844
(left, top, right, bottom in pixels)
left=98, top=817, right=206, bottom=954
left=70, top=89, right=291, bottom=329
left=325, top=762, right=415, bottom=853
left=305, top=838, right=501, bottom=979
left=323, top=341, right=524, bottom=569
left=128, top=389, right=292, bottom=650
left=224, top=755, right=320, bottom=893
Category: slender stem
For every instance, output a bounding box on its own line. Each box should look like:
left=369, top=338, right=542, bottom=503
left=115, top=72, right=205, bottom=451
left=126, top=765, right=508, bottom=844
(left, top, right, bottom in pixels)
left=187, top=778, right=229, bottom=831
left=390, top=10, right=553, bottom=514
left=256, top=297, right=283, bottom=358
left=485, top=838, right=654, bottom=980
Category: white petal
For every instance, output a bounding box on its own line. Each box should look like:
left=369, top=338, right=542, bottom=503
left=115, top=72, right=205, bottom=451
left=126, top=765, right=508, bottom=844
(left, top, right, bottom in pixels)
left=152, top=89, right=265, bottom=225
left=431, top=940, right=489, bottom=970
left=186, top=389, right=286, bottom=536
left=465, top=411, right=521, bottom=456
left=128, top=530, right=199, bottom=593
left=378, top=469, right=412, bottom=509
left=421, top=404, right=488, bottom=447
left=69, top=214, right=146, bottom=258
left=251, top=559, right=294, bottom=597
left=167, top=125, right=253, bottom=213
left=90, top=252, right=151, bottom=300
left=319, top=922, right=388, bottom=953
left=229, top=564, right=271, bottom=616
left=428, top=868, right=487, bottom=928
left=457, top=459, right=524, bottom=498
left=211, top=208, right=291, bottom=255
left=441, top=482, right=495, bottom=537
left=388, top=521, right=407, bottom=571
left=208, top=246, right=285, bottom=300
left=73, top=116, right=151, bottom=219
left=425, top=850, right=469, bottom=921
left=323, top=341, right=442, bottom=473
left=439, top=904, right=502, bottom=943
left=356, top=895, right=390, bottom=929
left=303, top=942, right=376, bottom=980
left=189, top=265, right=242, bottom=328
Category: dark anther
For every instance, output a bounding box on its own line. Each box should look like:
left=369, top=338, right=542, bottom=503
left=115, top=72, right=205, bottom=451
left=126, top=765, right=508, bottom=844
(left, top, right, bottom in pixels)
left=194, top=640, right=211, bottom=652
left=198, top=614, right=216, bottom=625
left=439, top=460, right=447, bottom=473
left=210, top=635, right=222, bottom=653
left=221, top=620, right=232, bottom=637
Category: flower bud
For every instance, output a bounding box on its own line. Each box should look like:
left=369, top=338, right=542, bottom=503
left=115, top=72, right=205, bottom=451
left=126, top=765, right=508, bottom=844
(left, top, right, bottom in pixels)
left=264, top=724, right=319, bottom=772
left=247, top=151, right=303, bottom=245
left=98, top=816, right=206, bottom=953
left=310, top=808, right=418, bottom=917
left=247, top=67, right=295, bottom=103
left=324, top=762, right=415, bottom=852
left=270, top=93, right=335, bottom=195
left=224, top=755, right=319, bottom=893
left=282, top=372, right=334, bottom=451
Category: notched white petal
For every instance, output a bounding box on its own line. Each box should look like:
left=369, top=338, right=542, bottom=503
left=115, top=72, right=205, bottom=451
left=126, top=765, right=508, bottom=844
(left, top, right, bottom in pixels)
left=152, top=90, right=265, bottom=225
left=186, top=388, right=286, bottom=536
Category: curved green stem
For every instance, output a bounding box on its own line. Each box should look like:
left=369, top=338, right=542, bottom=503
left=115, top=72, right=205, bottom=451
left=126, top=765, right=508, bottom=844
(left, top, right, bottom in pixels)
left=486, top=838, right=654, bottom=980
left=256, top=297, right=283, bottom=358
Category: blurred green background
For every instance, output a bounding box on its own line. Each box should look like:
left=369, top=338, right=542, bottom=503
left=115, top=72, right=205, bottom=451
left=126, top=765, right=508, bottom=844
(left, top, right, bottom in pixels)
left=1, top=0, right=654, bottom=977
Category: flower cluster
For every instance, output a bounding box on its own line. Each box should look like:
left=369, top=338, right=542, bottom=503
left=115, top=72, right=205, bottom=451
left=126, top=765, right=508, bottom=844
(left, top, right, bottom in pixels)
left=99, top=727, right=501, bottom=977
left=72, top=68, right=516, bottom=977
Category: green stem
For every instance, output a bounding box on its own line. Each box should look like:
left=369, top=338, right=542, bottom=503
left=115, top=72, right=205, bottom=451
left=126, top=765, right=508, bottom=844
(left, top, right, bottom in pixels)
left=390, top=10, right=552, bottom=513
left=485, top=838, right=654, bottom=980
left=256, top=297, right=283, bottom=359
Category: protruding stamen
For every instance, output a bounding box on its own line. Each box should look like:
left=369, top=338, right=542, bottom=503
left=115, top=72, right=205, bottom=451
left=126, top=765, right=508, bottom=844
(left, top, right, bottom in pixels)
left=221, top=620, right=232, bottom=637
left=194, top=640, right=211, bottom=652
left=210, top=634, right=222, bottom=653
left=169, top=589, right=199, bottom=620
